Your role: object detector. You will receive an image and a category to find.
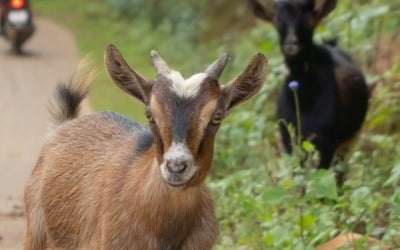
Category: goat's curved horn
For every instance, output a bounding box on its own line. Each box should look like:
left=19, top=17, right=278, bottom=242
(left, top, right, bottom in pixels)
left=314, top=0, right=325, bottom=12
left=150, top=50, right=170, bottom=75
left=314, top=0, right=337, bottom=18
left=205, top=53, right=229, bottom=80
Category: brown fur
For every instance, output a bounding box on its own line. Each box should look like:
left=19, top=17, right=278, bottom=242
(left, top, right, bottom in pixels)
left=25, top=114, right=217, bottom=249
left=24, top=46, right=268, bottom=249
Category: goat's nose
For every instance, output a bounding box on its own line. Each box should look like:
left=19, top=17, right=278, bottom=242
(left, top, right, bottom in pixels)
left=166, top=160, right=189, bottom=174
left=286, top=35, right=298, bottom=45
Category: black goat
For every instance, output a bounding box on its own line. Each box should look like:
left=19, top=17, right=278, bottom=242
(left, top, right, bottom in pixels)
left=248, top=0, right=369, bottom=168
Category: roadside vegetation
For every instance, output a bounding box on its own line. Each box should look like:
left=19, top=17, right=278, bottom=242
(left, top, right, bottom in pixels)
left=33, top=0, right=400, bottom=248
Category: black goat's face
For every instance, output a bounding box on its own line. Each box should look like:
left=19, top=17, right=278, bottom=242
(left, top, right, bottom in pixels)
left=248, top=0, right=337, bottom=58
left=104, top=45, right=268, bottom=189
left=274, top=0, right=315, bottom=57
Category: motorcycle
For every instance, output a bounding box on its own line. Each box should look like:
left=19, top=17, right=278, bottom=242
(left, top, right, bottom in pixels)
left=1, top=0, right=34, bottom=53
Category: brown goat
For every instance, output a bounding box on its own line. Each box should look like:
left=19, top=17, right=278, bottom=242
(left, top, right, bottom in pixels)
left=23, top=45, right=268, bottom=249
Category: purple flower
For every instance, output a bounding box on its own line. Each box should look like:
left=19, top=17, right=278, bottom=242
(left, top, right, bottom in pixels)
left=288, top=80, right=299, bottom=90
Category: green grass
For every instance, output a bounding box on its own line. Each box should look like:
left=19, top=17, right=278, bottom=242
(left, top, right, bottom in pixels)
left=32, top=0, right=274, bottom=122
left=33, top=0, right=154, bottom=122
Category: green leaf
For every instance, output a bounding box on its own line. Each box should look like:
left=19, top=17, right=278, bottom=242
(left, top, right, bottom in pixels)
left=263, top=187, right=288, bottom=205
left=384, top=161, right=400, bottom=186
left=263, top=234, right=274, bottom=245
left=370, top=108, right=390, bottom=127
left=351, top=186, right=371, bottom=200
left=391, top=188, right=400, bottom=216
left=307, top=170, right=338, bottom=200
left=300, top=214, right=316, bottom=230
left=302, top=140, right=315, bottom=153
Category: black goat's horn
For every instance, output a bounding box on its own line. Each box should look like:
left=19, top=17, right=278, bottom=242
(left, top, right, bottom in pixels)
left=314, top=0, right=325, bottom=12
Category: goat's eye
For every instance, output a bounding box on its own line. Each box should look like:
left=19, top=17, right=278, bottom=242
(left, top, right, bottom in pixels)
left=305, top=15, right=315, bottom=27
left=145, top=110, right=154, bottom=123
left=211, top=111, right=223, bottom=125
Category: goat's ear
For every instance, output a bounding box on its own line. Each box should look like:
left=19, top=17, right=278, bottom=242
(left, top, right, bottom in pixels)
left=104, top=45, right=153, bottom=105
left=247, top=0, right=274, bottom=22
left=314, top=0, right=337, bottom=20
left=222, top=53, right=268, bottom=112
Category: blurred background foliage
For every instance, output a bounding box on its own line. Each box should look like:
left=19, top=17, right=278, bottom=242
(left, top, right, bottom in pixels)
left=33, top=0, right=399, bottom=248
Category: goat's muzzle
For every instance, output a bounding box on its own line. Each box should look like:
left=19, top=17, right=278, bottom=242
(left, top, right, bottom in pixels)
left=283, top=42, right=300, bottom=57
left=160, top=142, right=199, bottom=188
left=283, top=34, right=300, bottom=57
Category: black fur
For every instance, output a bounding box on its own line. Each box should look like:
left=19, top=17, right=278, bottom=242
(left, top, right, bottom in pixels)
left=249, top=0, right=369, bottom=168
left=97, top=111, right=154, bottom=154
left=135, top=129, right=154, bottom=153
left=52, top=83, right=89, bottom=122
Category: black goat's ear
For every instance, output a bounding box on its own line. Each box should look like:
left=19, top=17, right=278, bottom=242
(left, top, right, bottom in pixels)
left=104, top=45, right=153, bottom=105
left=247, top=0, right=274, bottom=22
left=222, top=53, right=268, bottom=112
left=314, top=0, right=337, bottom=20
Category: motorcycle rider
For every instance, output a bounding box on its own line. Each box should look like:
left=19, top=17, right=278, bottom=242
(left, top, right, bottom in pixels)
left=0, top=0, right=8, bottom=31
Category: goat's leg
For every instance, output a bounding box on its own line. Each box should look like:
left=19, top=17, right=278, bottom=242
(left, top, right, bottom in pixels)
left=317, top=142, right=336, bottom=169
left=278, top=123, right=293, bottom=154
left=317, top=142, right=348, bottom=186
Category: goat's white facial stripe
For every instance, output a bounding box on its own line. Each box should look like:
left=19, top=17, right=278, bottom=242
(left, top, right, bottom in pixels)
left=163, top=142, right=193, bottom=162
left=160, top=141, right=199, bottom=187
left=168, top=70, right=208, bottom=98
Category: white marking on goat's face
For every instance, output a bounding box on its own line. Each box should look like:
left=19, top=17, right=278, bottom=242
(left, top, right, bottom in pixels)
left=160, top=142, right=199, bottom=188
left=168, top=70, right=208, bottom=98
left=147, top=75, right=221, bottom=188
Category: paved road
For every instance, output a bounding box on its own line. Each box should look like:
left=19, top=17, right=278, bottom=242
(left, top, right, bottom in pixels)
left=0, top=16, right=79, bottom=249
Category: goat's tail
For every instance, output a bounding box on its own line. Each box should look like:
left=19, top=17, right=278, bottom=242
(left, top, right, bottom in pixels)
left=49, top=57, right=96, bottom=126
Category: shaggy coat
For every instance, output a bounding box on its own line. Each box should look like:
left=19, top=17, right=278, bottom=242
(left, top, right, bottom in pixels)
left=24, top=45, right=268, bottom=249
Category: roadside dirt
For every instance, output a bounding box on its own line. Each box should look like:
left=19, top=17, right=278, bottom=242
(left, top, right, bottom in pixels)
left=0, top=16, right=83, bottom=249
